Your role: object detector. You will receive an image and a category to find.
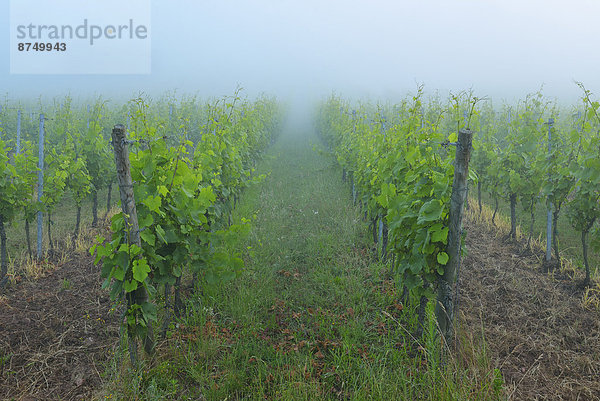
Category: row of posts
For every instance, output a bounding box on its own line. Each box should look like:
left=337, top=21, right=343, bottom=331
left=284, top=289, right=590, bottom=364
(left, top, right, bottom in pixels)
left=0, top=108, right=85, bottom=260
left=341, top=105, right=562, bottom=267
left=339, top=106, right=569, bottom=344
left=466, top=108, right=557, bottom=264
left=0, top=106, right=43, bottom=260
left=0, top=103, right=177, bottom=261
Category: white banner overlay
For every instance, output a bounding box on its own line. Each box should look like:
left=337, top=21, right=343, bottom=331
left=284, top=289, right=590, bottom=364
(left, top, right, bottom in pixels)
left=10, top=0, right=151, bottom=74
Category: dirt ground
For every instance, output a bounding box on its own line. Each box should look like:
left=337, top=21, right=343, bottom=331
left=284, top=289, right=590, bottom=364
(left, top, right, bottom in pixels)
left=0, top=215, right=599, bottom=400
left=460, top=215, right=600, bottom=400
left=0, top=252, right=120, bottom=401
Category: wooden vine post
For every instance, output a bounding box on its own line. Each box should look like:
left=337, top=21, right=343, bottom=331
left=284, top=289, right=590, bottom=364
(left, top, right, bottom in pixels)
left=545, top=118, right=554, bottom=263
left=111, top=124, right=155, bottom=364
left=37, top=114, right=44, bottom=260
left=435, top=128, right=473, bottom=347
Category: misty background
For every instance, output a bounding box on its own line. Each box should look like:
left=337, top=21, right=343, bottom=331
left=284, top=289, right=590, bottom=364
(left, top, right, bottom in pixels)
left=2, top=0, right=600, bottom=107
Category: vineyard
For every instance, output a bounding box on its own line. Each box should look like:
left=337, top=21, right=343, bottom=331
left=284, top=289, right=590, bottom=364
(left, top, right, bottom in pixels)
left=0, top=88, right=599, bottom=400
left=317, top=86, right=600, bottom=291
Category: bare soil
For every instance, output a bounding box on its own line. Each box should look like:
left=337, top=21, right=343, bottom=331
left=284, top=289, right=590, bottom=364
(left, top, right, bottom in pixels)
left=0, top=251, right=120, bottom=401
left=460, top=216, right=600, bottom=401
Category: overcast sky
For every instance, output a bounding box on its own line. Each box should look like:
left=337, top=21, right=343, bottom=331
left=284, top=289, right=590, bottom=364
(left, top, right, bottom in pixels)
left=2, top=0, right=600, bottom=104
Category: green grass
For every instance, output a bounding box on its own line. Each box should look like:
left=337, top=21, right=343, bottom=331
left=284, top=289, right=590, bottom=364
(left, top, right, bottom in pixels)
left=99, top=129, right=504, bottom=400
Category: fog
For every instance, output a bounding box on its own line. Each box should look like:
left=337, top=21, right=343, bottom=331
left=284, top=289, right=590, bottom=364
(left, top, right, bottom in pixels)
left=2, top=0, right=600, bottom=106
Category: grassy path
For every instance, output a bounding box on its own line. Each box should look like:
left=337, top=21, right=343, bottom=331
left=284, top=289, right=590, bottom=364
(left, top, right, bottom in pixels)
left=193, top=129, right=415, bottom=400
left=106, top=128, right=499, bottom=400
